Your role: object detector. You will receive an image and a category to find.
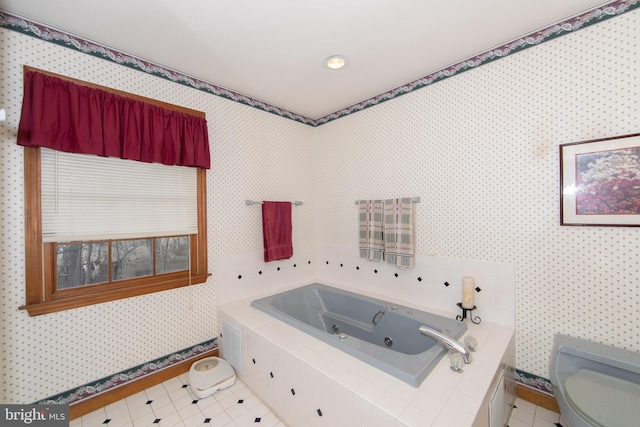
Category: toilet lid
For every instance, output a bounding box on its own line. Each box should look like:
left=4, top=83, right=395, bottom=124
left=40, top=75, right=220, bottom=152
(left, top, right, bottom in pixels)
left=565, top=369, right=640, bottom=427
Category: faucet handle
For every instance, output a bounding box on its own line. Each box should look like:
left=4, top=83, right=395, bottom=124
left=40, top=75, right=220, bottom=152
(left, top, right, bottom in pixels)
left=464, top=335, right=478, bottom=352
left=449, top=352, right=465, bottom=373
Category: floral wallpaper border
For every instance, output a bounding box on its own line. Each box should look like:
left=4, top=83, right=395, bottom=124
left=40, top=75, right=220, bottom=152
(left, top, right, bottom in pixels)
left=516, top=369, right=554, bottom=396
left=319, top=0, right=640, bottom=126
left=0, top=0, right=638, bottom=127
left=35, top=338, right=217, bottom=406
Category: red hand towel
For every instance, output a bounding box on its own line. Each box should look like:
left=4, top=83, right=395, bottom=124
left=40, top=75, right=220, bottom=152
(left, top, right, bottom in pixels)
left=262, top=201, right=293, bottom=262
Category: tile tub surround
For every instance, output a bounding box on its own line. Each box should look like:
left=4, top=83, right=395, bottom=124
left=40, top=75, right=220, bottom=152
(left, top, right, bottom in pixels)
left=215, top=246, right=516, bottom=328
left=316, top=245, right=516, bottom=328
left=215, top=245, right=318, bottom=307
left=218, top=284, right=515, bottom=427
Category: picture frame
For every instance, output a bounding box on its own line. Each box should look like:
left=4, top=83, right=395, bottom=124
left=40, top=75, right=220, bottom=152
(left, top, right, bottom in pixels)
left=560, top=133, right=640, bottom=226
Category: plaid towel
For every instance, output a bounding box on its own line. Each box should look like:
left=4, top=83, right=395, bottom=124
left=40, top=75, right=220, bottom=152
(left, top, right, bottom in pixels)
left=358, top=200, right=385, bottom=261
left=384, top=198, right=415, bottom=268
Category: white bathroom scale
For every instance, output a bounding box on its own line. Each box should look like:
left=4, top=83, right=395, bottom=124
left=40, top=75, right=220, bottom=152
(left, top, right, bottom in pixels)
left=187, top=356, right=236, bottom=399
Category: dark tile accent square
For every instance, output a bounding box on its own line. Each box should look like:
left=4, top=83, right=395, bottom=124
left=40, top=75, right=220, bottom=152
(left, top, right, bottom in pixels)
left=317, top=409, right=323, bottom=417
left=204, top=418, right=211, bottom=423
left=254, top=417, right=261, bottom=422
left=153, top=419, right=161, bottom=424
left=237, top=399, right=244, bottom=404
left=182, top=384, right=188, bottom=388
left=192, top=400, right=199, bottom=404
left=145, top=400, right=153, bottom=405
left=102, top=420, right=111, bottom=424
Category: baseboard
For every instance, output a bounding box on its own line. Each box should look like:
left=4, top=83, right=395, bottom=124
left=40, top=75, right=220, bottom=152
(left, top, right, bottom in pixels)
left=515, top=384, right=560, bottom=413
left=69, top=348, right=218, bottom=420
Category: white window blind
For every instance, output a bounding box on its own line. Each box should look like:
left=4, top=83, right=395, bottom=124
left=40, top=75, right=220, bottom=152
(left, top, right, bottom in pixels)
left=40, top=148, right=198, bottom=243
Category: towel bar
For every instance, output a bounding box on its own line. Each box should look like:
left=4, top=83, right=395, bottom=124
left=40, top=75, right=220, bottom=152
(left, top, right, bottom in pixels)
left=246, top=200, right=303, bottom=206
left=354, top=196, right=420, bottom=204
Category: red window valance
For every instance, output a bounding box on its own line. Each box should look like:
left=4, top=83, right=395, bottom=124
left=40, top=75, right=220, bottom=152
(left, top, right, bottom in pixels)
left=17, top=70, right=210, bottom=169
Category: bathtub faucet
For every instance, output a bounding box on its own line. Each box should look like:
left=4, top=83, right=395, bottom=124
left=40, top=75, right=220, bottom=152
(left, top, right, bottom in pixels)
left=418, top=325, right=472, bottom=364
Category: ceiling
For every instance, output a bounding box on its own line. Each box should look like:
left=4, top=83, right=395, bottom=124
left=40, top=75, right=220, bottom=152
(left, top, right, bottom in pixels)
left=0, top=0, right=614, bottom=120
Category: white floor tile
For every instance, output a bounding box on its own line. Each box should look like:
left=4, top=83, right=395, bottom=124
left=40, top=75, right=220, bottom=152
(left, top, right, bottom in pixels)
left=127, top=403, right=154, bottom=423
left=514, top=397, right=537, bottom=414
left=507, top=416, right=533, bottom=427
left=510, top=405, right=536, bottom=425
left=161, top=376, right=184, bottom=393
left=177, top=402, right=202, bottom=421
left=533, top=417, right=562, bottom=427
left=209, top=410, right=233, bottom=426
left=145, top=383, right=169, bottom=400
left=535, top=405, right=560, bottom=423
left=80, top=408, right=106, bottom=426
left=156, top=412, right=183, bottom=426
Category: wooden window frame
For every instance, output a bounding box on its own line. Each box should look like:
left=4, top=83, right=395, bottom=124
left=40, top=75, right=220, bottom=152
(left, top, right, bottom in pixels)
left=21, top=148, right=208, bottom=316
left=20, top=69, right=209, bottom=316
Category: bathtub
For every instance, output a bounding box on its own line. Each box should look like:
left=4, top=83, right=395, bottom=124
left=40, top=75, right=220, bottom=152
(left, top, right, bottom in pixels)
left=250, top=282, right=467, bottom=387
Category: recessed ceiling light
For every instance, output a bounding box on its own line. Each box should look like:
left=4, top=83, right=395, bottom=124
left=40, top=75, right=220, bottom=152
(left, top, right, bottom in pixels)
left=325, top=55, right=347, bottom=70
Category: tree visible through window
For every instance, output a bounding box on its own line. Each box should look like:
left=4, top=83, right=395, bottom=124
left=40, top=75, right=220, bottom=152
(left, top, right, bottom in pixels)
left=55, top=236, right=191, bottom=290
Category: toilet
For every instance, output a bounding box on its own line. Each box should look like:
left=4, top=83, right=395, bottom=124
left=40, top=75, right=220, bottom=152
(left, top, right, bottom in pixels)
left=187, top=356, right=236, bottom=399
left=549, top=334, right=640, bottom=427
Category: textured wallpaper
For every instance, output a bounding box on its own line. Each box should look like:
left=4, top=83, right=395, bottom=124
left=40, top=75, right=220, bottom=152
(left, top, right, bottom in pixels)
left=0, top=28, right=315, bottom=403
left=314, top=9, right=640, bottom=377
left=1, top=7, right=639, bottom=405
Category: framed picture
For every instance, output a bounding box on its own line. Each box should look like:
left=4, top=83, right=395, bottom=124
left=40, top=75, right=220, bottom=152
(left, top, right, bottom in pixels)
left=560, top=133, right=640, bottom=226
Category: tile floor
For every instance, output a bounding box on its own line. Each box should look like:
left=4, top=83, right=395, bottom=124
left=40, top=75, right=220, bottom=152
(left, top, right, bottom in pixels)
left=508, top=397, right=563, bottom=427
left=70, top=374, right=561, bottom=427
left=71, top=373, right=284, bottom=427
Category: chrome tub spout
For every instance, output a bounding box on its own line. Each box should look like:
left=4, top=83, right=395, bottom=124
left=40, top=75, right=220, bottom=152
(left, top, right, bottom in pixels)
left=419, top=325, right=471, bottom=364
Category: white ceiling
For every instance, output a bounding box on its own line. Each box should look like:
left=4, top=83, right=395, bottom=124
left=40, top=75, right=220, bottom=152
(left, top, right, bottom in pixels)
left=0, top=0, right=612, bottom=120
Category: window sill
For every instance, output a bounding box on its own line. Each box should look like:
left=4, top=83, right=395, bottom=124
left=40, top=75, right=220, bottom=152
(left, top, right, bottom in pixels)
left=19, top=273, right=210, bottom=316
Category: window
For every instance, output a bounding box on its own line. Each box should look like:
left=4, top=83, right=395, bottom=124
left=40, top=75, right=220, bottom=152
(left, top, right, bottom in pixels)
left=19, top=68, right=209, bottom=316
left=21, top=147, right=208, bottom=316
left=55, top=236, right=190, bottom=289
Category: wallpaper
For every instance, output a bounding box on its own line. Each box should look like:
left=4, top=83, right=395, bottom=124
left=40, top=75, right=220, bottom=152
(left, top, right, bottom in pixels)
left=314, top=8, right=640, bottom=377
left=0, top=28, right=315, bottom=403
left=0, top=5, right=639, bottom=405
